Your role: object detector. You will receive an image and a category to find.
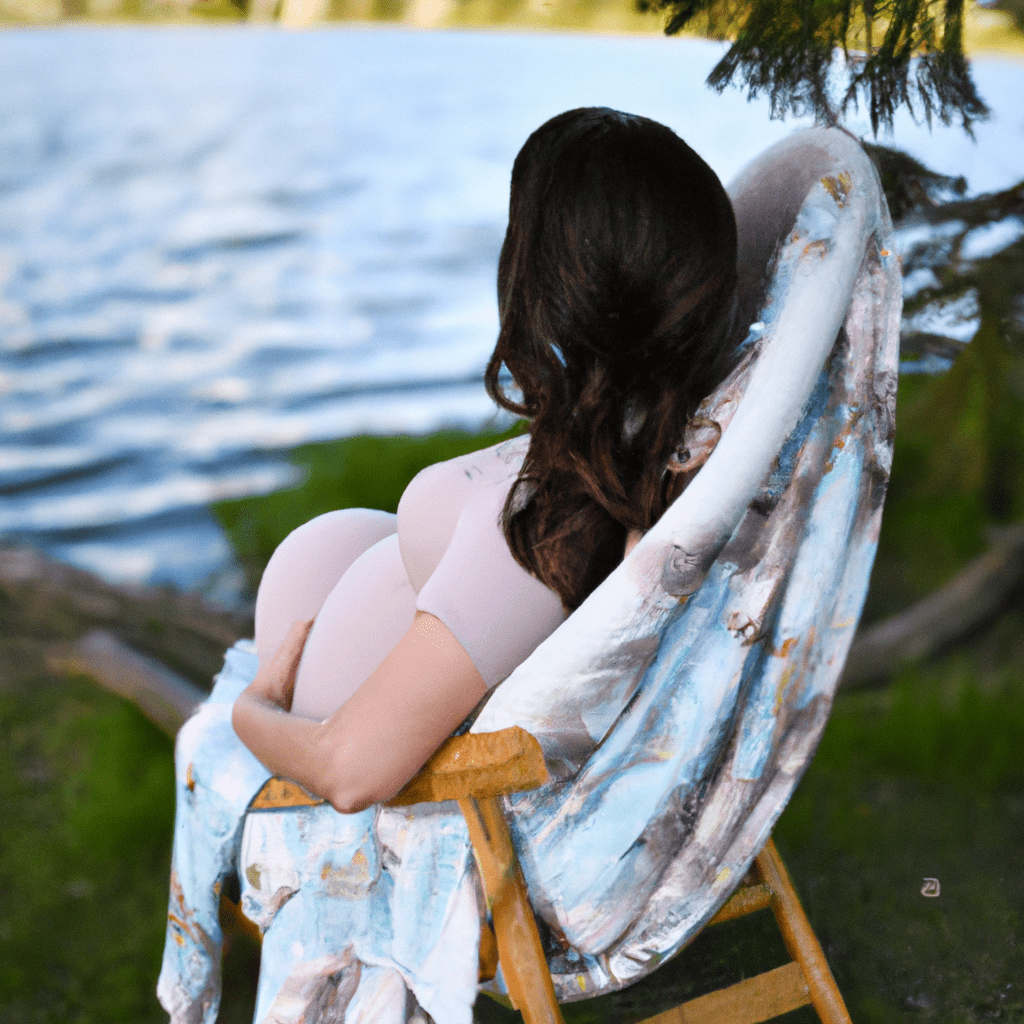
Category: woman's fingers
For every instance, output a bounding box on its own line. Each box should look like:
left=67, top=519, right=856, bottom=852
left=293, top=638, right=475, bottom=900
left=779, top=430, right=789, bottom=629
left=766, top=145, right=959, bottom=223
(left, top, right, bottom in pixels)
left=251, top=618, right=315, bottom=711
left=276, top=619, right=315, bottom=709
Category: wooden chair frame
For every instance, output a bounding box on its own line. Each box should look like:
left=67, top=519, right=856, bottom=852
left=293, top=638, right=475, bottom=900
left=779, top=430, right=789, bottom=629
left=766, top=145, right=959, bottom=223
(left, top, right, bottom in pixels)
left=394, top=726, right=852, bottom=1024
left=240, top=724, right=851, bottom=1024
left=389, top=725, right=851, bottom=1024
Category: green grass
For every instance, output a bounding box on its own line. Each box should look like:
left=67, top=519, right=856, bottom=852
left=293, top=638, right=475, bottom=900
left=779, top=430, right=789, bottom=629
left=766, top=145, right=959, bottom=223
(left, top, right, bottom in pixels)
left=773, top=667, right=1024, bottom=1023
left=0, top=675, right=175, bottom=1024
left=817, top=670, right=1024, bottom=795
left=866, top=313, right=1024, bottom=622
left=774, top=767, right=1024, bottom=1024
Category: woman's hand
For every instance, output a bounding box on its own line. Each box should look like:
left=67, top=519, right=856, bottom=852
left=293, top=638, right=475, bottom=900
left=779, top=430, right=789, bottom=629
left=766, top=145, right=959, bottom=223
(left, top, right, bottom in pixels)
left=249, top=618, right=314, bottom=712
left=232, top=611, right=487, bottom=815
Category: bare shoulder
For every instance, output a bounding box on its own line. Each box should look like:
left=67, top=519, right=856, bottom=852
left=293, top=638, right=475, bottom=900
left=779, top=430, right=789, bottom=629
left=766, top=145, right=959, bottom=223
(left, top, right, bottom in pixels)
left=404, top=434, right=528, bottom=495
left=441, top=433, right=528, bottom=481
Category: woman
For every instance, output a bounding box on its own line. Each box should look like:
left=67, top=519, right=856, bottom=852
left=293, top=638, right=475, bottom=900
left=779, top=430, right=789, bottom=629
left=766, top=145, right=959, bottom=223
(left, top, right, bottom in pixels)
left=231, top=106, right=738, bottom=815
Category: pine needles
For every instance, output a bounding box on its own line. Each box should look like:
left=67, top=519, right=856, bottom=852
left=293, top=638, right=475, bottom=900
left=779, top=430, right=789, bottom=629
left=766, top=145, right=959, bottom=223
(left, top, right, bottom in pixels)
left=641, top=0, right=990, bottom=134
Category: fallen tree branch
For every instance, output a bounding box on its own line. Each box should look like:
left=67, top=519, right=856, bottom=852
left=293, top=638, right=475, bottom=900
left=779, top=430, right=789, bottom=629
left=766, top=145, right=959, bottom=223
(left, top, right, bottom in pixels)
left=842, top=524, right=1024, bottom=689
left=48, top=629, right=205, bottom=738
left=10, top=531, right=1024, bottom=734
left=0, top=546, right=251, bottom=689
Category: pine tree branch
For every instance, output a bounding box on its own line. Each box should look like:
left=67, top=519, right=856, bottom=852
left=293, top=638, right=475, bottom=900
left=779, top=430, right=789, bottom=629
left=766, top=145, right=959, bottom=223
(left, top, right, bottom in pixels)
left=642, top=0, right=989, bottom=134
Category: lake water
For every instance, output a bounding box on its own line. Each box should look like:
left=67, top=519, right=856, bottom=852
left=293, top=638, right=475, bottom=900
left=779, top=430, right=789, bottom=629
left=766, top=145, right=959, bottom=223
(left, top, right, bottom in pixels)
left=1, top=27, right=1021, bottom=604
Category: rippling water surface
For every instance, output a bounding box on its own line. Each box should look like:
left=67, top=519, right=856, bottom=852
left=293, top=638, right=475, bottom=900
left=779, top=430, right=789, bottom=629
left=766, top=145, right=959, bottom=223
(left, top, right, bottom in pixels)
left=0, top=27, right=1021, bottom=603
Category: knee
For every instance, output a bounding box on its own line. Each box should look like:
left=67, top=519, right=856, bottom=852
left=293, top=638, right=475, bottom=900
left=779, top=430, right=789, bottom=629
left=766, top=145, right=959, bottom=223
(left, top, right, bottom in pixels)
left=255, top=509, right=397, bottom=662
left=261, top=510, right=397, bottom=591
left=277, top=509, right=396, bottom=553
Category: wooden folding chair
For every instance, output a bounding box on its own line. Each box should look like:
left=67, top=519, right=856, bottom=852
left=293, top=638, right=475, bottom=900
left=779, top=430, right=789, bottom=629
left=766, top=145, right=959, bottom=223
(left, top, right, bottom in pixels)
left=233, top=722, right=851, bottom=1024
left=383, top=724, right=852, bottom=1024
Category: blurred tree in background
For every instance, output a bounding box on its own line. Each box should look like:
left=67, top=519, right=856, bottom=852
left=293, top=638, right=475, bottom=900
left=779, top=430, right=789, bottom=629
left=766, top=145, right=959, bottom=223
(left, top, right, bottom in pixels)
left=5, top=0, right=1023, bottom=67
left=992, top=0, right=1023, bottom=27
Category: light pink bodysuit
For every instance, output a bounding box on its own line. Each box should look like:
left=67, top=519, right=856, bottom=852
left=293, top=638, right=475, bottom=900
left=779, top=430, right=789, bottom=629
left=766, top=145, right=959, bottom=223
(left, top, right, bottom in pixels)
left=253, top=435, right=567, bottom=721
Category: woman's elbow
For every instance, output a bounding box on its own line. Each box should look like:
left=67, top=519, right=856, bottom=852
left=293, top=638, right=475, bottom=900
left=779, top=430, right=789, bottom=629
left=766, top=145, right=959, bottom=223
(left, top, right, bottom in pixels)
left=324, top=773, right=376, bottom=815
left=324, top=782, right=393, bottom=816
left=319, top=745, right=395, bottom=815
left=230, top=698, right=255, bottom=754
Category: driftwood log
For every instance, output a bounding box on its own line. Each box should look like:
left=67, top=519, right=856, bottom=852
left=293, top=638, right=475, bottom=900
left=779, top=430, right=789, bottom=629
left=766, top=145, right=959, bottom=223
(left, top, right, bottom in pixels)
left=4, top=523, right=1024, bottom=740
left=841, top=524, right=1024, bottom=689
left=50, top=629, right=208, bottom=739
left=0, top=545, right=251, bottom=738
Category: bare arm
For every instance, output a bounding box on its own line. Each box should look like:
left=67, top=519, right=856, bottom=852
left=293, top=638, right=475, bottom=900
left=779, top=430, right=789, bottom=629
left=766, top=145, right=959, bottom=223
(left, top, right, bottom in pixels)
left=232, top=612, right=487, bottom=814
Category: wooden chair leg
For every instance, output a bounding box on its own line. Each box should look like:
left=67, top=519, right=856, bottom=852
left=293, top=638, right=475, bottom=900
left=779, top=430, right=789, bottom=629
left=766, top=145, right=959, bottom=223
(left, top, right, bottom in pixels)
left=390, top=730, right=848, bottom=1024
left=637, top=839, right=851, bottom=1024
left=755, top=839, right=851, bottom=1024
left=458, top=796, right=565, bottom=1024
left=387, top=727, right=562, bottom=1022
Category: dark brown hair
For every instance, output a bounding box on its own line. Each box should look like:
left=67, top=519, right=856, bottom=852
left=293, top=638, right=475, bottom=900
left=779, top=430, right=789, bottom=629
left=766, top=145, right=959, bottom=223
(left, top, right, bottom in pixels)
left=485, top=107, right=738, bottom=612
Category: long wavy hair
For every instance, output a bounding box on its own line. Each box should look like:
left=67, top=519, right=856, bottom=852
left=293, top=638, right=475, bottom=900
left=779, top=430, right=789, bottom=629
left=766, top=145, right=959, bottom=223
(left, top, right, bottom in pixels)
left=485, top=108, right=739, bottom=612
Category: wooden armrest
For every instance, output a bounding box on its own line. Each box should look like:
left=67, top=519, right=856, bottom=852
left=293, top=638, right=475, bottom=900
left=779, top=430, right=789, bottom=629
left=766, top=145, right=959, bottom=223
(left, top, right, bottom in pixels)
left=386, top=726, right=549, bottom=807
left=247, top=725, right=558, bottom=1020
left=247, top=726, right=548, bottom=811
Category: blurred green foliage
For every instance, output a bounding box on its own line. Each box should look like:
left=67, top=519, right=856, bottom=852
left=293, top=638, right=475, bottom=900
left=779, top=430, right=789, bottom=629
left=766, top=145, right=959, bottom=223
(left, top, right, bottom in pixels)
left=993, top=0, right=1024, bottom=30
left=821, top=666, right=1024, bottom=793
left=870, top=323, right=1024, bottom=616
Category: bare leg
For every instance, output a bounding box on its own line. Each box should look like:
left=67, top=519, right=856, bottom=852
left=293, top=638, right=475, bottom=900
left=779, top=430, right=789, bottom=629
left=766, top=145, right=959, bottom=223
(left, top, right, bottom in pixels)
left=290, top=533, right=417, bottom=721
left=254, top=509, right=398, bottom=668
